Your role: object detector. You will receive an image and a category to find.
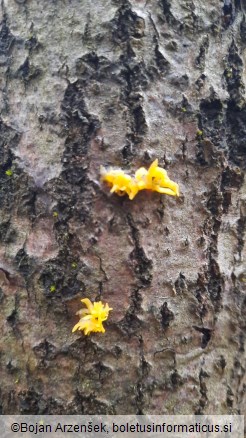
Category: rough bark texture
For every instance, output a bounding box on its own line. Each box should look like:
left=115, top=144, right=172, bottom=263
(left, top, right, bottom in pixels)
left=0, top=0, right=245, bottom=415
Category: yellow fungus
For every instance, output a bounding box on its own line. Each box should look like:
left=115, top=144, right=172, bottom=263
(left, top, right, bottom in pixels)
left=5, top=169, right=13, bottom=176
left=101, top=159, right=179, bottom=200
left=100, top=166, right=137, bottom=199
left=50, top=285, right=56, bottom=292
left=72, top=298, right=112, bottom=335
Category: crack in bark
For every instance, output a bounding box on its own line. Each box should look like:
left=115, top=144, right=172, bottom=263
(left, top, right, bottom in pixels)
left=195, top=368, right=209, bottom=414
left=127, top=213, right=152, bottom=286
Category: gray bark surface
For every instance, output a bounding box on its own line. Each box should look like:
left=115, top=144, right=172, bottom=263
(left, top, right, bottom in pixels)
left=0, top=0, right=245, bottom=415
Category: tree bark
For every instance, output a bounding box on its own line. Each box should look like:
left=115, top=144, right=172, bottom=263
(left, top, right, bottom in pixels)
left=0, top=0, right=245, bottom=415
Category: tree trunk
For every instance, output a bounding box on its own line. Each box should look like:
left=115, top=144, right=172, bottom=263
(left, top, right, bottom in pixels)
left=0, top=0, right=245, bottom=415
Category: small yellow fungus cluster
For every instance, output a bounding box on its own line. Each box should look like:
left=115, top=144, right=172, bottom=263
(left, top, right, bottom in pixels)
left=72, top=298, right=112, bottom=335
left=72, top=159, right=179, bottom=336
left=101, top=159, right=179, bottom=200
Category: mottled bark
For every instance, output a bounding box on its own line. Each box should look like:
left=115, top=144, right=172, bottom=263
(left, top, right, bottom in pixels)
left=0, top=0, right=245, bottom=415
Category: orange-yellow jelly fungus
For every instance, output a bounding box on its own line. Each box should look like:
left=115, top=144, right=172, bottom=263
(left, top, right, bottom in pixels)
left=101, top=159, right=179, bottom=200
left=72, top=298, right=112, bottom=335
left=100, top=167, right=138, bottom=200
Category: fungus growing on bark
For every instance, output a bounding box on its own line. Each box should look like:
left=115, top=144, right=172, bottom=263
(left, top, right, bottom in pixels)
left=72, top=298, right=112, bottom=335
left=101, top=159, right=179, bottom=199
